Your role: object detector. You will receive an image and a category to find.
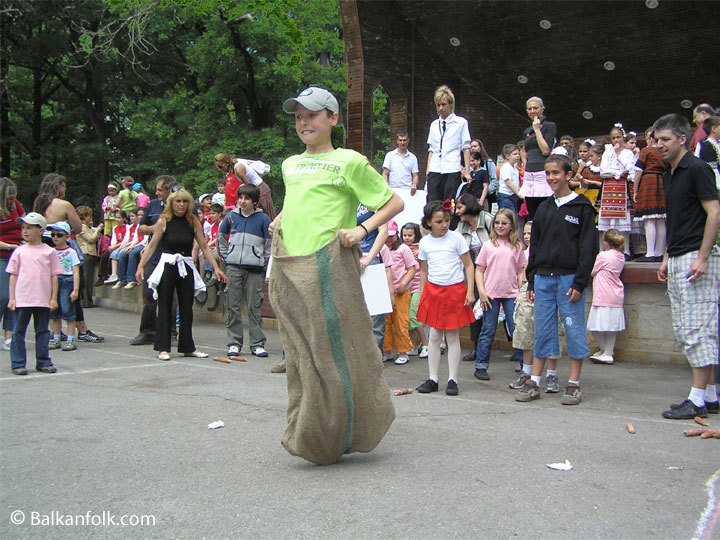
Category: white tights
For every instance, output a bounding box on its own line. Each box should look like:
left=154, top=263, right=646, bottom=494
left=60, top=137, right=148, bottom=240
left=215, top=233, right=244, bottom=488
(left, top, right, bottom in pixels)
left=428, top=328, right=461, bottom=382
left=593, top=331, right=617, bottom=356
left=643, top=218, right=666, bottom=257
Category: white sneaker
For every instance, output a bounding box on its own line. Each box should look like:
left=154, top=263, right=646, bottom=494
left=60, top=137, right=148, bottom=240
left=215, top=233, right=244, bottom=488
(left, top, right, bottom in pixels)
left=394, top=354, right=409, bottom=365
left=418, top=345, right=429, bottom=358
left=112, top=282, right=125, bottom=289
left=591, top=353, right=614, bottom=365
left=382, top=351, right=394, bottom=362
left=124, top=281, right=139, bottom=289
left=2, top=339, right=10, bottom=351
left=104, top=274, right=119, bottom=284
left=227, top=345, right=240, bottom=356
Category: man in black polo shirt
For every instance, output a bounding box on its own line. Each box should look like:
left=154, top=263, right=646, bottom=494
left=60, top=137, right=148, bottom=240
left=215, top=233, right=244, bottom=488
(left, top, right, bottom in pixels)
left=655, top=114, right=720, bottom=419
left=130, top=175, right=177, bottom=345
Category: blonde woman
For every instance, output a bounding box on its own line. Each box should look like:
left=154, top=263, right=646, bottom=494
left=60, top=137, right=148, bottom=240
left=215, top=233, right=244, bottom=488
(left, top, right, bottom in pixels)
left=519, top=97, right=556, bottom=220
left=136, top=189, right=226, bottom=360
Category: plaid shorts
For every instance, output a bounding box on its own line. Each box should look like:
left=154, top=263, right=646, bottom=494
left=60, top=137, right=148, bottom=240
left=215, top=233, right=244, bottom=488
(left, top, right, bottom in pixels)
left=513, top=283, right=534, bottom=350
left=667, top=247, right=720, bottom=368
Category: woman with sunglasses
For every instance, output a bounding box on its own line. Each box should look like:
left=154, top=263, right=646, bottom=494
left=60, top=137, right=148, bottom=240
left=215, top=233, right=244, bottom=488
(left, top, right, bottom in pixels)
left=136, top=189, right=226, bottom=361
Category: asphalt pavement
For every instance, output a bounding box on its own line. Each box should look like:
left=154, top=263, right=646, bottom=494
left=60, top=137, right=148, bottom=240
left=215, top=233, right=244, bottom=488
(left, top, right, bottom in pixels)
left=1, top=307, right=718, bottom=539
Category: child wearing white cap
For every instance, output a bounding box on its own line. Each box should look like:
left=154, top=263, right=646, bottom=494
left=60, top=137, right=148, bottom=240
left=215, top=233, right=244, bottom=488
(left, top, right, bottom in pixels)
left=6, top=213, right=63, bottom=375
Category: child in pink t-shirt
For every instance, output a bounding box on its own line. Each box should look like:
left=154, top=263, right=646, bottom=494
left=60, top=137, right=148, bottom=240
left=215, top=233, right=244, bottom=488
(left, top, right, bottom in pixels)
left=6, top=213, right=63, bottom=375
left=474, top=208, right=527, bottom=380
left=381, top=220, right=418, bottom=366
left=401, top=222, right=428, bottom=358
left=587, top=229, right=626, bottom=364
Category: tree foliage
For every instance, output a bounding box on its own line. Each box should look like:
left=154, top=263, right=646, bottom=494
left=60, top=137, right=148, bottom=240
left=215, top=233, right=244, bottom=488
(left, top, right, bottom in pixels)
left=1, top=0, right=345, bottom=214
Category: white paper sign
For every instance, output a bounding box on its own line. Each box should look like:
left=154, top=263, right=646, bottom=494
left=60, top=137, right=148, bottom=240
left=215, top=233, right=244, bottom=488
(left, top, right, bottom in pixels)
left=361, top=263, right=393, bottom=316
left=392, top=188, right=427, bottom=228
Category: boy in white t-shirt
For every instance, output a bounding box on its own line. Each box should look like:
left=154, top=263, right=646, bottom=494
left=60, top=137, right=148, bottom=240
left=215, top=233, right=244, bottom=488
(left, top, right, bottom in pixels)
left=47, top=221, right=81, bottom=351
left=7, top=213, right=63, bottom=375
left=498, top=144, right=524, bottom=214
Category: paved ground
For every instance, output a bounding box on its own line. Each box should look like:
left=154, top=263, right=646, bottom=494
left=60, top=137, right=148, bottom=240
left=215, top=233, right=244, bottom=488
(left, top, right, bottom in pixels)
left=1, top=307, right=718, bottom=539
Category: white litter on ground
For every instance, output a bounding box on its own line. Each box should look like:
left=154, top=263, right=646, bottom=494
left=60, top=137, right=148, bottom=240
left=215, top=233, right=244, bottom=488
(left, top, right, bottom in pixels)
left=207, top=420, right=225, bottom=430
left=546, top=459, right=573, bottom=471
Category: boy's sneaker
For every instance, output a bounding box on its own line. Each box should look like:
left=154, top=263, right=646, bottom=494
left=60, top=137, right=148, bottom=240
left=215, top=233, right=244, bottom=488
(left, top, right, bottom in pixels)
left=12, top=368, right=27, bottom=376
left=474, top=368, right=490, bottom=381
left=112, top=281, right=126, bottom=289
left=271, top=360, right=286, bottom=374
left=251, top=346, right=268, bottom=358
left=394, top=354, right=409, bottom=365
left=516, top=380, right=540, bottom=402
left=78, top=331, right=104, bottom=343
left=61, top=341, right=77, bottom=351
left=418, top=345, right=429, bottom=358
left=662, top=399, right=707, bottom=419
left=2, top=339, right=11, bottom=351
left=204, top=276, right=218, bottom=287
left=545, top=374, right=560, bottom=393
left=124, top=281, right=139, bottom=289
left=104, top=274, right=119, bottom=284
left=560, top=384, right=582, bottom=405
left=37, top=365, right=57, bottom=374
left=382, top=351, right=394, bottom=362
left=416, top=378, right=439, bottom=393
left=48, top=338, right=61, bottom=350
left=509, top=372, right=530, bottom=390
left=446, top=379, right=459, bottom=396
left=227, top=345, right=240, bottom=356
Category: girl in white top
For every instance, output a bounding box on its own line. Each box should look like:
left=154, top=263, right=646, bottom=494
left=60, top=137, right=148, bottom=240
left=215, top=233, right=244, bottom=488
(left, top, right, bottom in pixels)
left=415, top=200, right=475, bottom=396
left=599, top=123, right=636, bottom=256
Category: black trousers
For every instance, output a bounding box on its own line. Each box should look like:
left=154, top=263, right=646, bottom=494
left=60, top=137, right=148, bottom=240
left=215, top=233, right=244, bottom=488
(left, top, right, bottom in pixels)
left=154, top=261, right=195, bottom=353
left=426, top=171, right=462, bottom=203
left=82, top=254, right=98, bottom=306
left=524, top=197, right=547, bottom=221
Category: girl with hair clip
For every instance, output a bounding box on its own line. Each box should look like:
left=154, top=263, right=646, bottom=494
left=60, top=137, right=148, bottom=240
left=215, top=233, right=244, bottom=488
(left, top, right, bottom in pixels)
left=415, top=200, right=475, bottom=395
left=588, top=229, right=626, bottom=364
left=598, top=123, right=635, bottom=259
left=633, top=127, right=667, bottom=262
left=570, top=142, right=603, bottom=209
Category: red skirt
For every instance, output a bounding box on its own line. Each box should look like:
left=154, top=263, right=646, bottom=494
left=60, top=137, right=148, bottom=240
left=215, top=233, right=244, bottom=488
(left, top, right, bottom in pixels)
left=417, top=281, right=475, bottom=330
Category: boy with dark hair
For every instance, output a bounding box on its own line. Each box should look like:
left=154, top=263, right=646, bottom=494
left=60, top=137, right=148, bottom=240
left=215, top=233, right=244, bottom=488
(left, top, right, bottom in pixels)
left=517, top=154, right=598, bottom=405
left=219, top=183, right=271, bottom=358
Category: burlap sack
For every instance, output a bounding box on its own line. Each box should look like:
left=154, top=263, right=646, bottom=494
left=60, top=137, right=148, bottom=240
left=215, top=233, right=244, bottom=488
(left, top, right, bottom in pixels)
left=269, top=230, right=395, bottom=465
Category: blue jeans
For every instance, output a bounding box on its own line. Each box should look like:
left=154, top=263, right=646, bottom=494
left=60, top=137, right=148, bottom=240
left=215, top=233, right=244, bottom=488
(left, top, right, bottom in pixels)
left=11, top=307, right=52, bottom=369
left=497, top=192, right=519, bottom=213
left=476, top=297, right=521, bottom=370
left=118, top=245, right=144, bottom=283
left=0, top=257, right=14, bottom=332
left=50, top=275, right=76, bottom=321
left=533, top=274, right=589, bottom=359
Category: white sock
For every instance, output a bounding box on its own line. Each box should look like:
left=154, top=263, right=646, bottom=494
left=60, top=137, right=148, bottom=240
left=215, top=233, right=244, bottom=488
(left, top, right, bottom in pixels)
left=704, top=385, right=718, bottom=402
left=688, top=387, right=706, bottom=408
left=3, top=338, right=10, bottom=345
left=446, top=330, right=461, bottom=382
left=522, top=364, right=532, bottom=376
left=531, top=375, right=541, bottom=386
left=428, top=328, right=442, bottom=382
left=67, top=335, right=74, bottom=342
left=546, top=369, right=557, bottom=378
left=644, top=220, right=656, bottom=257
left=53, top=334, right=61, bottom=340
left=568, top=379, right=580, bottom=386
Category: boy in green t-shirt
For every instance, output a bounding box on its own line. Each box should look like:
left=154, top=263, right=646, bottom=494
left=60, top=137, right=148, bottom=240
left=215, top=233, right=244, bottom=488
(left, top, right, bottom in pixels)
left=268, top=87, right=403, bottom=465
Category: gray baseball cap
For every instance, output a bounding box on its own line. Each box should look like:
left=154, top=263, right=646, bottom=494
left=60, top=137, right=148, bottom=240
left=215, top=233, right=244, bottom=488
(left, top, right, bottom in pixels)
left=283, top=87, right=339, bottom=114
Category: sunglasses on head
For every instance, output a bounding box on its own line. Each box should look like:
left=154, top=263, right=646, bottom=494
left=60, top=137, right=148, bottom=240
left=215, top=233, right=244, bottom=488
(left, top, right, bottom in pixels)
left=171, top=185, right=185, bottom=193
left=51, top=232, right=66, bottom=238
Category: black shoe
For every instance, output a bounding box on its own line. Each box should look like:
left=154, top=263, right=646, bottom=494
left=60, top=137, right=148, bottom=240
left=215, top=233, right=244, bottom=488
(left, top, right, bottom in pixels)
left=78, top=331, right=104, bottom=343
left=662, top=399, right=707, bottom=419
left=446, top=380, right=458, bottom=396
left=416, top=379, right=439, bottom=393
left=12, top=368, right=28, bottom=376
left=706, top=400, right=719, bottom=414
left=462, top=349, right=476, bottom=362
left=652, top=256, right=664, bottom=263
left=37, top=365, right=57, bottom=374
left=474, top=368, right=490, bottom=381
left=623, top=253, right=632, bottom=261
left=130, top=333, right=154, bottom=346
left=634, top=255, right=653, bottom=262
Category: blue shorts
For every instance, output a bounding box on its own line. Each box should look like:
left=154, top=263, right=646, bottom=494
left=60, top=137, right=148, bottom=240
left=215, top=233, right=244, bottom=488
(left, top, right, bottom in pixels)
left=533, top=274, right=589, bottom=359
left=50, top=275, right=76, bottom=321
